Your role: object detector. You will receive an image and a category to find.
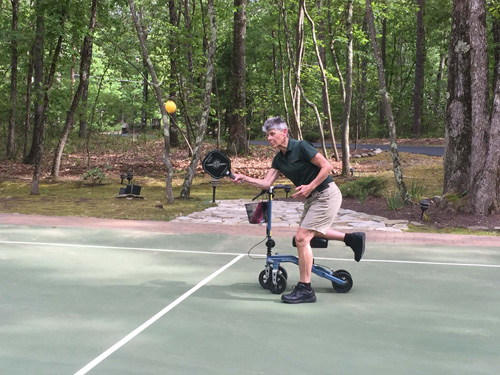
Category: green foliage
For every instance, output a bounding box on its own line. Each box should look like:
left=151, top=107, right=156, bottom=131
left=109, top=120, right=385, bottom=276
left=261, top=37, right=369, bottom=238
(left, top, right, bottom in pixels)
left=408, top=179, right=426, bottom=202
left=340, top=177, right=387, bottom=203
left=443, top=193, right=461, bottom=204
left=81, top=167, right=110, bottom=186
left=385, top=188, right=404, bottom=210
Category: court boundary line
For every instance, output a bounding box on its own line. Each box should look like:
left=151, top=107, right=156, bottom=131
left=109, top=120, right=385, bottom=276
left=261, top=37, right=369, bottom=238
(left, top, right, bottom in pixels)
left=0, top=240, right=242, bottom=256
left=2, top=240, right=500, bottom=269
left=73, top=253, right=245, bottom=375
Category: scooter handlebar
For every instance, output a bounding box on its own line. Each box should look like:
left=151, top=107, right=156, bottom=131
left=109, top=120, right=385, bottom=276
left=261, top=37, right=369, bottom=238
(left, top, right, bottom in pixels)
left=251, top=184, right=292, bottom=200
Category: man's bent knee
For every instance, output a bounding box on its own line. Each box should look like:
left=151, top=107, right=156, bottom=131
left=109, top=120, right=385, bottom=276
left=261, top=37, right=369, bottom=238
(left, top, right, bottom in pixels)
left=295, top=228, right=315, bottom=248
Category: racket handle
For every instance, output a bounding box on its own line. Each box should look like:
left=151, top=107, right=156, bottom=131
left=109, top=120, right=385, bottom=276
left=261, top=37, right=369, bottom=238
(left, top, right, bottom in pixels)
left=229, top=172, right=236, bottom=179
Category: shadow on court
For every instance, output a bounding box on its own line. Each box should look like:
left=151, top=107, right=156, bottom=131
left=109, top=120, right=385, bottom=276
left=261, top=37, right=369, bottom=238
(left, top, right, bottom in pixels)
left=1, top=224, right=499, bottom=375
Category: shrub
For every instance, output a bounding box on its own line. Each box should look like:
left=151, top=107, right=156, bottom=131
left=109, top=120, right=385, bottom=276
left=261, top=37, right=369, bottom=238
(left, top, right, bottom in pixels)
left=340, top=177, right=387, bottom=203
left=385, top=188, right=404, bottom=210
left=81, top=167, right=108, bottom=186
left=408, top=179, right=426, bottom=202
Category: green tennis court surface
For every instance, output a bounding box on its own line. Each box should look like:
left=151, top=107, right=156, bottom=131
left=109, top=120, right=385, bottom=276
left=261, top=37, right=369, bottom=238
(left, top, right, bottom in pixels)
left=1, top=224, right=499, bottom=375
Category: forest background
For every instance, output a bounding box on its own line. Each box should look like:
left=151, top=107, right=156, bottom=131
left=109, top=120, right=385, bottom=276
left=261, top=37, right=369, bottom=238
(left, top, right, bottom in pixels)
left=1, top=0, right=499, bottom=227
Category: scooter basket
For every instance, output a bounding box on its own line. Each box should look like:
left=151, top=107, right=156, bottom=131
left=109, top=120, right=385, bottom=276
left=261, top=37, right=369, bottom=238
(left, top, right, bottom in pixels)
left=245, top=202, right=268, bottom=224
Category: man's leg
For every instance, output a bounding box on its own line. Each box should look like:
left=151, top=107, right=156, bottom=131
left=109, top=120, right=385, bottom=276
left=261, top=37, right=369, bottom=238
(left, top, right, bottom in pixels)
left=281, top=227, right=317, bottom=304
left=318, top=228, right=365, bottom=262
left=294, top=227, right=316, bottom=283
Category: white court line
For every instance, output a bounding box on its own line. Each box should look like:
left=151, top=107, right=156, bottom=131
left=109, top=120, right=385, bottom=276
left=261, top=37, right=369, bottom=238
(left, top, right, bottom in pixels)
left=314, top=257, right=500, bottom=268
left=0, top=240, right=243, bottom=256
left=1, top=240, right=500, bottom=269
left=73, top=253, right=245, bottom=375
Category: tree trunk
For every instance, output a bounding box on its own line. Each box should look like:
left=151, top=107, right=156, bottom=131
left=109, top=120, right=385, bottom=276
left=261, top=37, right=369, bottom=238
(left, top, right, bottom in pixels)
left=276, top=0, right=302, bottom=139
left=434, top=53, right=446, bottom=107
left=30, top=1, right=45, bottom=195
left=51, top=0, right=97, bottom=178
left=7, top=0, right=19, bottom=159
left=443, top=0, right=472, bottom=196
left=129, top=0, right=174, bottom=203
left=276, top=22, right=291, bottom=127
left=180, top=0, right=217, bottom=199
left=168, top=0, right=179, bottom=147
left=291, top=0, right=305, bottom=139
left=302, top=1, right=337, bottom=159
left=365, top=0, right=409, bottom=202
left=78, top=78, right=89, bottom=137
left=23, top=47, right=34, bottom=159
left=341, top=0, right=353, bottom=175
left=492, top=16, right=499, bottom=102
left=378, top=11, right=387, bottom=126
left=355, top=16, right=369, bottom=141
left=25, top=2, right=67, bottom=165
left=227, top=0, right=248, bottom=155
left=327, top=2, right=345, bottom=104
left=412, top=0, right=425, bottom=137
left=468, top=0, right=499, bottom=214
left=141, top=64, right=148, bottom=129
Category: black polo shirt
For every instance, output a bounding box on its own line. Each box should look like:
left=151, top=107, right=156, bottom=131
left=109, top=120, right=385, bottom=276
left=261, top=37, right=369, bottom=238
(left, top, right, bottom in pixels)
left=271, top=138, right=333, bottom=190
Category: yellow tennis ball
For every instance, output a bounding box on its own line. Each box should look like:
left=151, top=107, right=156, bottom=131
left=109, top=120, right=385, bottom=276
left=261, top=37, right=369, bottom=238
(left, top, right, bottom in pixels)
left=165, top=100, right=177, bottom=114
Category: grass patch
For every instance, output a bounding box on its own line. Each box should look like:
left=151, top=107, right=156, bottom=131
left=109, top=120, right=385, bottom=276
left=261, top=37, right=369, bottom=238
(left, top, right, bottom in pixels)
left=353, top=152, right=443, bottom=198
left=408, top=223, right=500, bottom=236
left=0, top=177, right=261, bottom=221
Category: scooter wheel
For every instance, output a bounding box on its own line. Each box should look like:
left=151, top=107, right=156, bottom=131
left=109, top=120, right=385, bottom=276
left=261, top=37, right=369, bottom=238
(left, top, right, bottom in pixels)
left=333, top=269, right=351, bottom=278
left=332, top=270, right=353, bottom=293
left=258, top=266, right=288, bottom=289
left=267, top=274, right=287, bottom=294
left=258, top=269, right=269, bottom=289
left=277, top=266, right=288, bottom=280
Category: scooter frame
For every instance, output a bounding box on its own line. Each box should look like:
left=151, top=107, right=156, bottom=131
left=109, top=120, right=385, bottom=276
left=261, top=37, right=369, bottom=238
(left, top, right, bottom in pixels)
left=254, top=185, right=353, bottom=294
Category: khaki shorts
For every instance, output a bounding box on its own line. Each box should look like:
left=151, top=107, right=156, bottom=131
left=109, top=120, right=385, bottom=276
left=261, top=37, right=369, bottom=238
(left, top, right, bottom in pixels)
left=299, top=182, right=342, bottom=235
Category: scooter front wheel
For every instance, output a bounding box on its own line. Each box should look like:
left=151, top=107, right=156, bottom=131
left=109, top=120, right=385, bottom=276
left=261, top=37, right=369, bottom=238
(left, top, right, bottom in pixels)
left=258, top=266, right=288, bottom=289
left=258, top=269, right=269, bottom=289
left=267, top=274, right=287, bottom=294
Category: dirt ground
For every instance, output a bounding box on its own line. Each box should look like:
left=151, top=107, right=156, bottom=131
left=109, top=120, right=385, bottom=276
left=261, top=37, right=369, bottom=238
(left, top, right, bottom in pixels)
left=341, top=196, right=500, bottom=231
left=2, top=137, right=499, bottom=231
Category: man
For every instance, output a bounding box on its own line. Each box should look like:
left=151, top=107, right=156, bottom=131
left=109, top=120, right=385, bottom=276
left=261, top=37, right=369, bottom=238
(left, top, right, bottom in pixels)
left=231, top=116, right=365, bottom=304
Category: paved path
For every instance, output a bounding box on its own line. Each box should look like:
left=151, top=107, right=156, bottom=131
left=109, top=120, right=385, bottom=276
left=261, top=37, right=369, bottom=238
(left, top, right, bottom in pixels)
left=171, top=199, right=410, bottom=232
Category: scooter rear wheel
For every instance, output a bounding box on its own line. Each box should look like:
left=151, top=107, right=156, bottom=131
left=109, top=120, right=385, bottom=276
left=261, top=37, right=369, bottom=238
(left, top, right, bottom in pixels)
left=332, top=270, right=353, bottom=293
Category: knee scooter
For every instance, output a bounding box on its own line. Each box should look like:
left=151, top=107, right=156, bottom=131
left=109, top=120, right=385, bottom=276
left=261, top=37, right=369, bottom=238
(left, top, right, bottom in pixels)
left=249, top=185, right=353, bottom=294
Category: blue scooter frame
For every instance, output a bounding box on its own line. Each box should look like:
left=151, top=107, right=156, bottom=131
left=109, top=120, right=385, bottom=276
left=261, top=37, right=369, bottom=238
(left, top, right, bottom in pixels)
left=253, top=185, right=353, bottom=295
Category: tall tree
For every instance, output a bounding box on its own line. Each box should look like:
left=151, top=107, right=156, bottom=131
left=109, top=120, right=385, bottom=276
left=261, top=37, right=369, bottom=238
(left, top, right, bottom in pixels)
left=467, top=0, right=500, bottom=214
left=443, top=0, right=472, bottom=195
left=304, top=1, right=338, bottom=159
left=365, top=0, right=410, bottom=202
left=227, top=0, right=248, bottom=155
left=23, top=48, right=34, bottom=159
left=29, top=0, right=45, bottom=195
left=378, top=6, right=387, bottom=126
left=51, top=0, right=97, bottom=178
left=180, top=0, right=217, bottom=199
left=340, top=0, right=354, bottom=175
left=412, top=0, right=425, bottom=137
left=7, top=0, right=19, bottom=159
left=492, top=7, right=499, bottom=97
left=129, top=0, right=175, bottom=203
left=24, top=0, right=67, bottom=165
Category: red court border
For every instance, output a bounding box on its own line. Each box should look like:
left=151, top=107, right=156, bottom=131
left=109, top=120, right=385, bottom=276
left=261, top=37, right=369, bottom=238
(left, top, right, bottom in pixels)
left=1, top=213, right=499, bottom=247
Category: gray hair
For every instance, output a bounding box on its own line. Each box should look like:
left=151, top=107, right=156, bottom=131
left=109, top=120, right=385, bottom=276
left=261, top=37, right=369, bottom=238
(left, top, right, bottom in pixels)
left=262, top=116, right=288, bottom=132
